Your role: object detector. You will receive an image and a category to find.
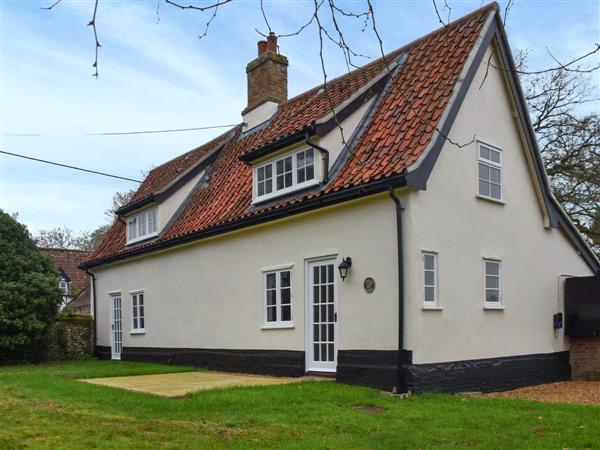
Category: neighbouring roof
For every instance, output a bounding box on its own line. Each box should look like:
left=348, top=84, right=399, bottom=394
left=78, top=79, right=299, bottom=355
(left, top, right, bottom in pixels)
left=64, top=285, right=91, bottom=315
left=83, top=3, right=597, bottom=272
left=40, top=248, right=91, bottom=295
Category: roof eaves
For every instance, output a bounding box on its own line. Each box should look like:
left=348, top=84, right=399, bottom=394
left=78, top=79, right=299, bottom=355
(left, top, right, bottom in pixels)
left=81, top=173, right=408, bottom=269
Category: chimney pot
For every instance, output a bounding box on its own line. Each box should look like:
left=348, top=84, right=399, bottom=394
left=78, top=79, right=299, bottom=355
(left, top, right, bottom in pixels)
left=266, top=32, right=277, bottom=52
left=257, top=40, right=268, bottom=56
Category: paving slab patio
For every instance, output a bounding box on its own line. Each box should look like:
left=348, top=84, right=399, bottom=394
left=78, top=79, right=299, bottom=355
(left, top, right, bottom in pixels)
left=81, top=371, right=308, bottom=397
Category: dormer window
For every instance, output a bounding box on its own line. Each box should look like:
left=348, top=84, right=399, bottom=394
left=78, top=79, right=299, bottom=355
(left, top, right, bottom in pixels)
left=59, top=278, right=69, bottom=295
left=254, top=147, right=318, bottom=203
left=127, top=207, right=158, bottom=244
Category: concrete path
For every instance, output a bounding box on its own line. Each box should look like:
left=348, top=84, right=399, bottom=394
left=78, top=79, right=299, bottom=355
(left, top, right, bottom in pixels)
left=80, top=371, right=306, bottom=397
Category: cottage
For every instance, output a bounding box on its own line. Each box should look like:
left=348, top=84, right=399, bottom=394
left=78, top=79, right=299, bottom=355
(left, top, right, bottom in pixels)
left=41, top=247, right=92, bottom=315
left=82, top=3, right=599, bottom=393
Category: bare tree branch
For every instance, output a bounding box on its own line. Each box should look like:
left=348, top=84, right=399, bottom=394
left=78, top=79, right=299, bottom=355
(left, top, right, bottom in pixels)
left=260, top=0, right=272, bottom=34
left=483, top=44, right=600, bottom=76
left=277, top=7, right=319, bottom=38
left=198, top=0, right=222, bottom=39
left=502, top=0, right=514, bottom=25
left=87, top=0, right=101, bottom=79
left=41, top=0, right=62, bottom=10
left=165, top=0, right=232, bottom=12
left=545, top=45, right=600, bottom=74
left=432, top=0, right=448, bottom=27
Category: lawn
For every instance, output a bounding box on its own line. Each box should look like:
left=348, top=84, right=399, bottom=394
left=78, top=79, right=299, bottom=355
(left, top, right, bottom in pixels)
left=1, top=361, right=599, bottom=449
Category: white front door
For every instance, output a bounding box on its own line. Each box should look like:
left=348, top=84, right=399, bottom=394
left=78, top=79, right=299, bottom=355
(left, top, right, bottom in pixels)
left=307, top=259, right=337, bottom=372
left=110, top=294, right=122, bottom=360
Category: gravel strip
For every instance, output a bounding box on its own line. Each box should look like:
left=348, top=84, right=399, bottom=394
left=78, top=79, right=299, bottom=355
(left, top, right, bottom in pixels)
left=486, top=381, right=600, bottom=406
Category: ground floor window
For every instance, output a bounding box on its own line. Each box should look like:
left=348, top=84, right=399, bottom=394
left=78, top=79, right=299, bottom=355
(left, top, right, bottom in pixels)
left=264, top=270, right=292, bottom=326
left=422, top=252, right=438, bottom=306
left=131, top=291, right=145, bottom=332
left=484, top=259, right=502, bottom=307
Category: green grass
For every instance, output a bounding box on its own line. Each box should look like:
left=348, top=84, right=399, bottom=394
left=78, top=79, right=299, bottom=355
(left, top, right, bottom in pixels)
left=1, top=360, right=598, bottom=449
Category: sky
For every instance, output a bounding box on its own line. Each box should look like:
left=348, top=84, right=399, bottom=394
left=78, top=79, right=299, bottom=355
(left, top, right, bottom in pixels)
left=0, top=0, right=598, bottom=237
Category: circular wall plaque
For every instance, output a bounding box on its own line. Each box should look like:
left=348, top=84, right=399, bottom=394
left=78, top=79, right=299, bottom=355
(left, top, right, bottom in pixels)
left=363, top=277, right=376, bottom=293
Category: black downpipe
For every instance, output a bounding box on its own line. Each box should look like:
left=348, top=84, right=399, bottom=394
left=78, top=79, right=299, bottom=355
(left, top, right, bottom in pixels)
left=304, top=129, right=329, bottom=184
left=85, top=269, right=97, bottom=354
left=388, top=185, right=407, bottom=394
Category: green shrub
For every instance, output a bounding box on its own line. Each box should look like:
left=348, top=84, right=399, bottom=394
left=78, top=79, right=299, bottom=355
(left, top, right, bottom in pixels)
left=0, top=211, right=62, bottom=363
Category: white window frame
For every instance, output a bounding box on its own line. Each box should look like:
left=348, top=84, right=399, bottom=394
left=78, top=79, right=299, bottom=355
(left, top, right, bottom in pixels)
left=253, top=146, right=319, bottom=203
left=483, top=259, right=503, bottom=308
left=126, top=207, right=158, bottom=244
left=263, top=269, right=293, bottom=328
left=59, top=278, right=69, bottom=295
left=477, top=142, right=503, bottom=201
left=130, top=290, right=145, bottom=333
left=422, top=252, right=438, bottom=307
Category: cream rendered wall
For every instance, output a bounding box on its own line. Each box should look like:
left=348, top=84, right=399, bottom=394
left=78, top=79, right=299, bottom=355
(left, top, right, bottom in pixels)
left=95, top=193, right=400, bottom=353
left=158, top=170, right=204, bottom=230
left=402, top=46, right=593, bottom=364
left=319, top=97, right=374, bottom=166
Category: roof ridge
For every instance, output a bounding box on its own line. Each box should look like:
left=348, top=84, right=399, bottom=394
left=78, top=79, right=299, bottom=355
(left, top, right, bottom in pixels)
left=39, top=247, right=92, bottom=254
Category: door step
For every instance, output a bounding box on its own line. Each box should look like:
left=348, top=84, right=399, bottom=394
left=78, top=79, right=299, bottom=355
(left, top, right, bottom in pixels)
left=305, top=371, right=336, bottom=379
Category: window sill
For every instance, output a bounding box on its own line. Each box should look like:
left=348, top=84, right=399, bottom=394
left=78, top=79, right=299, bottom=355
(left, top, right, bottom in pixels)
left=253, top=179, right=320, bottom=205
left=261, top=323, right=295, bottom=330
left=476, top=194, right=506, bottom=205
left=126, top=232, right=159, bottom=246
left=483, top=305, right=505, bottom=311
left=422, top=306, right=444, bottom=311
left=130, top=330, right=146, bottom=335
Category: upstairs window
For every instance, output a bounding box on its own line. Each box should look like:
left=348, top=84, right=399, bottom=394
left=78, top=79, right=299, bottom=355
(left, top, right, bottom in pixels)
left=264, top=269, right=292, bottom=326
left=276, top=156, right=293, bottom=190
left=478, top=143, right=502, bottom=200
left=296, top=148, right=315, bottom=183
left=127, top=208, right=158, bottom=244
left=254, top=147, right=317, bottom=202
left=257, top=165, right=273, bottom=196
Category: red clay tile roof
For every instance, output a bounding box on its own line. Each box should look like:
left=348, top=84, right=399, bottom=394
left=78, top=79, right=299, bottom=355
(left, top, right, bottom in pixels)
left=40, top=248, right=91, bottom=295
left=84, top=4, right=496, bottom=268
left=64, top=285, right=91, bottom=315
left=126, top=129, right=236, bottom=208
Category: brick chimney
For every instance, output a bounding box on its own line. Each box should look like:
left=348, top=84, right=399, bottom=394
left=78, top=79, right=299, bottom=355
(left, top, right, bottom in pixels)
left=244, top=32, right=288, bottom=117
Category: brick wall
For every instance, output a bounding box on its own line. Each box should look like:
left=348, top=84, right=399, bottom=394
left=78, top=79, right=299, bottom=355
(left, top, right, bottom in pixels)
left=45, top=316, right=93, bottom=361
left=570, top=337, right=600, bottom=380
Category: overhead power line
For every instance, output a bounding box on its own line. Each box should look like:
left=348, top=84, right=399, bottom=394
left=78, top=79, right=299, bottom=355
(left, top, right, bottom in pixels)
left=0, top=150, right=143, bottom=183
left=85, top=124, right=238, bottom=136
left=1, top=123, right=238, bottom=137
